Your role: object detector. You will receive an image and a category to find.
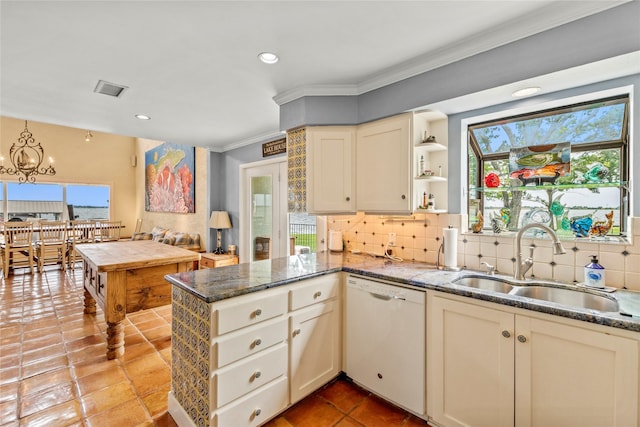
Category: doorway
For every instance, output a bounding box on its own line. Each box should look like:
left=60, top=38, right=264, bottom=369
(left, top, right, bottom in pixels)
left=239, top=158, right=288, bottom=262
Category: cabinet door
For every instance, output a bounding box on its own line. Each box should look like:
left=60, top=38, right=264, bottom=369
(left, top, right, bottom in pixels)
left=290, top=300, right=341, bottom=403
left=306, top=127, right=356, bottom=213
left=356, top=114, right=411, bottom=212
left=515, top=316, right=638, bottom=427
left=429, top=296, right=515, bottom=427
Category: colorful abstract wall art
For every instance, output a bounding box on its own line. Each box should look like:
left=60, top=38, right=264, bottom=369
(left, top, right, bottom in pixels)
left=145, top=143, right=195, bottom=213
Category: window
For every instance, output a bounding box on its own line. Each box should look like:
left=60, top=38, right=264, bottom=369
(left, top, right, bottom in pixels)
left=67, top=184, right=110, bottom=220
left=1, top=182, right=111, bottom=222
left=7, top=183, right=64, bottom=221
left=467, top=95, right=629, bottom=240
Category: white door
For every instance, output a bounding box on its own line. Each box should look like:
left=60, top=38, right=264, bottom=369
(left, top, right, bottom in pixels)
left=240, top=158, right=287, bottom=262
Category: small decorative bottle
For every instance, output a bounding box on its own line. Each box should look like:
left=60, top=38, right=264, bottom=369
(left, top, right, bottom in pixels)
left=584, top=255, right=605, bottom=288
left=419, top=156, right=425, bottom=176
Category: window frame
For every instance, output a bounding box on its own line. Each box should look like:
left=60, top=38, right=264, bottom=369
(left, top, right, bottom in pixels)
left=466, top=94, right=630, bottom=237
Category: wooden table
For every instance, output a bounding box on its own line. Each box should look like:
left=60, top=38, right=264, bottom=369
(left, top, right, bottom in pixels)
left=199, top=253, right=239, bottom=269
left=74, top=240, right=200, bottom=359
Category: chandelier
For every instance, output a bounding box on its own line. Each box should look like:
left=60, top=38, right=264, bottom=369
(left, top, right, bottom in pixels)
left=0, top=121, right=56, bottom=183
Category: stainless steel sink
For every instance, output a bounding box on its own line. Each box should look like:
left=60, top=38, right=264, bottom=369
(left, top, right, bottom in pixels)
left=453, top=276, right=514, bottom=293
left=511, top=286, right=619, bottom=312
left=453, top=275, right=619, bottom=313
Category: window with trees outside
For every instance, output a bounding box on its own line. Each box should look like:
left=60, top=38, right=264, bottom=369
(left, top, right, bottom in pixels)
left=467, top=95, right=629, bottom=241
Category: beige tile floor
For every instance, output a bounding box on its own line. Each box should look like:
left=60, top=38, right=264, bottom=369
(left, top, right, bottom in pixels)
left=0, top=266, right=429, bottom=427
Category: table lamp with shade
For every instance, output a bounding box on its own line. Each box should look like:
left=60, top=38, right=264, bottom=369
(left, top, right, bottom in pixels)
left=209, top=211, right=232, bottom=254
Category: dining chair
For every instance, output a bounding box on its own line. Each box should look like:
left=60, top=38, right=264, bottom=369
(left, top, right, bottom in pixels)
left=95, top=220, right=122, bottom=242
left=36, top=220, right=67, bottom=273
left=67, top=220, right=96, bottom=267
left=1, top=221, right=35, bottom=278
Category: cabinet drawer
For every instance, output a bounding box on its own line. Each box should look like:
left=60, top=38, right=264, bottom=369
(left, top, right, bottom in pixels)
left=216, top=318, right=287, bottom=368
left=200, top=257, right=216, bottom=269
left=214, top=290, right=287, bottom=335
left=214, top=343, right=287, bottom=407
left=214, top=376, right=288, bottom=427
left=289, top=274, right=339, bottom=311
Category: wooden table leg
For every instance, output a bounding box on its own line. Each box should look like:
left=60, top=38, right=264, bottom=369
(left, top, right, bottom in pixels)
left=83, top=288, right=97, bottom=314
left=106, top=321, right=125, bottom=359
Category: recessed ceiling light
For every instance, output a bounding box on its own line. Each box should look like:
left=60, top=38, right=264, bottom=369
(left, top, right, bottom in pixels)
left=512, top=87, right=542, bottom=97
left=258, top=52, right=279, bottom=64
left=135, top=114, right=151, bottom=120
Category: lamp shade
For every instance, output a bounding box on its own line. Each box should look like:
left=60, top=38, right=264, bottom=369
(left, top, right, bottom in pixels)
left=209, top=211, right=232, bottom=229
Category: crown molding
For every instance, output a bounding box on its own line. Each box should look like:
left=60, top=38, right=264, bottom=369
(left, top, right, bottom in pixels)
left=217, top=130, right=286, bottom=153
left=272, top=84, right=359, bottom=106
left=273, top=1, right=628, bottom=106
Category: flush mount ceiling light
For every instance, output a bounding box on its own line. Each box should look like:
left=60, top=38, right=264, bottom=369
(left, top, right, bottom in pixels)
left=258, top=52, right=279, bottom=64
left=512, top=86, right=542, bottom=97
left=135, top=114, right=151, bottom=120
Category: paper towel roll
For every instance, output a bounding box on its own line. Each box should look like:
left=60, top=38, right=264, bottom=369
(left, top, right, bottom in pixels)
left=443, top=228, right=458, bottom=268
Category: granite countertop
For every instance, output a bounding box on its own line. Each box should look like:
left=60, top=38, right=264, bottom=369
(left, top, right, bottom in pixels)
left=165, top=251, right=640, bottom=333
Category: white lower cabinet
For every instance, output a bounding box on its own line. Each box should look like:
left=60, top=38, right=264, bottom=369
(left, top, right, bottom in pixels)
left=214, top=376, right=289, bottom=427
left=428, top=294, right=639, bottom=427
left=290, top=300, right=341, bottom=403
left=289, top=274, right=342, bottom=404
left=207, top=288, right=290, bottom=427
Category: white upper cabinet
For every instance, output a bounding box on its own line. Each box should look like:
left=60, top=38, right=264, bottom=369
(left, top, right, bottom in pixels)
left=303, top=112, right=449, bottom=214
left=306, top=127, right=356, bottom=214
left=356, top=114, right=412, bottom=213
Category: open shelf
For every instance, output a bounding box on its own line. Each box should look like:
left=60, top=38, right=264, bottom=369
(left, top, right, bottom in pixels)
left=469, top=181, right=627, bottom=192
left=414, top=142, right=447, bottom=152
left=415, top=175, right=447, bottom=182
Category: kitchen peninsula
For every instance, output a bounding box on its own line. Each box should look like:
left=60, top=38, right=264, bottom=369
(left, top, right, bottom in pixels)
left=165, top=252, right=640, bottom=427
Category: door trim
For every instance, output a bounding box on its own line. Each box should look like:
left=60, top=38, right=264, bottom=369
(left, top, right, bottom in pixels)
left=239, top=157, right=287, bottom=262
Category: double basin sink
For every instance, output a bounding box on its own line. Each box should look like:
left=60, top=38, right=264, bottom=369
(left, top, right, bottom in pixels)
left=453, top=275, right=619, bottom=313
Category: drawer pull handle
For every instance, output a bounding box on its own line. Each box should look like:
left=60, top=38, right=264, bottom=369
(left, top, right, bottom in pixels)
left=346, top=197, right=350, bottom=202
left=253, top=338, right=262, bottom=347
left=518, top=335, right=527, bottom=343
left=251, top=371, right=262, bottom=381
left=254, top=308, right=262, bottom=317
left=293, top=328, right=301, bottom=337
left=502, top=330, right=511, bottom=338
left=313, top=291, right=322, bottom=298
left=254, top=408, right=262, bottom=417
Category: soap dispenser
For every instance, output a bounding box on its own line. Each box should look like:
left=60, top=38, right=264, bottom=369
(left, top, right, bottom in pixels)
left=584, top=255, right=605, bottom=288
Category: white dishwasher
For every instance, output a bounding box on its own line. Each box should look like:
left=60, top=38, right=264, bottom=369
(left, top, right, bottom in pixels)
left=345, top=275, right=425, bottom=415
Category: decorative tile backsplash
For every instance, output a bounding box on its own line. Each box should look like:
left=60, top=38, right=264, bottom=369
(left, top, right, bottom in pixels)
left=287, top=128, right=307, bottom=213
left=327, top=213, right=640, bottom=291
left=172, top=286, right=211, bottom=427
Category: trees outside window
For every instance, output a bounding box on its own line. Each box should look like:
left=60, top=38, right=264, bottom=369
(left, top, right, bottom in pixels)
left=467, top=95, right=629, bottom=239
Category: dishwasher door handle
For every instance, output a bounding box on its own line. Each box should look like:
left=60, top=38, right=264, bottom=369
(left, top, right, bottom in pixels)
left=369, top=291, right=406, bottom=301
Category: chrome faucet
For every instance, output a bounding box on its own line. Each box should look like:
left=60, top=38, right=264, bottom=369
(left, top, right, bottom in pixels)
left=515, top=223, right=566, bottom=280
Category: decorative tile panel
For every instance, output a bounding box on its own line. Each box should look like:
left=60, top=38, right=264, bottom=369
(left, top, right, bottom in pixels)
left=287, top=128, right=306, bottom=213
left=172, top=286, right=211, bottom=427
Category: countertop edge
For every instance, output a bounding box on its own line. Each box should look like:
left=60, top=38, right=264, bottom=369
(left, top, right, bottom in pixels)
left=165, top=254, right=640, bottom=333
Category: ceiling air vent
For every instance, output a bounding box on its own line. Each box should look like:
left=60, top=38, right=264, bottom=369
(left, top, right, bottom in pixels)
left=94, top=80, right=128, bottom=98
